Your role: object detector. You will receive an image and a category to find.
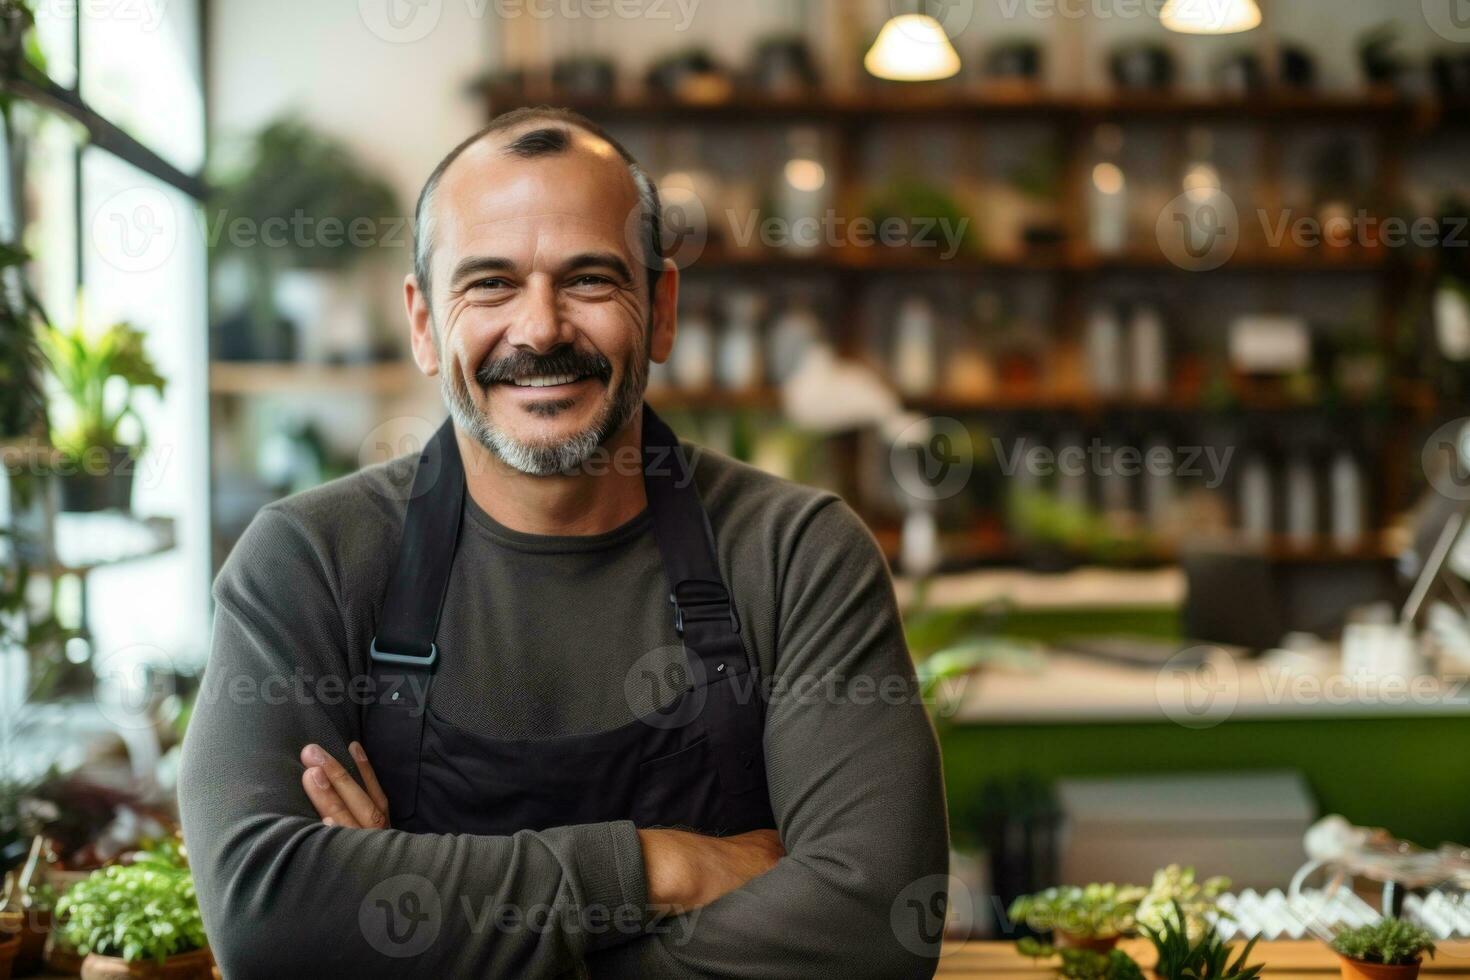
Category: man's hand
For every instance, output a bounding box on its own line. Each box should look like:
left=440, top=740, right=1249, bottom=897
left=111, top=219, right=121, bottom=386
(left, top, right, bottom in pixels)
left=300, top=743, right=783, bottom=911
left=638, top=828, right=784, bottom=914
left=300, top=742, right=390, bottom=829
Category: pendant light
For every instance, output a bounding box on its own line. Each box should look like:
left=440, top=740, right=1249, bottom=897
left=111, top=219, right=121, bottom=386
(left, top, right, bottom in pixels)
left=1160, top=0, right=1261, bottom=35
left=863, top=7, right=961, bottom=82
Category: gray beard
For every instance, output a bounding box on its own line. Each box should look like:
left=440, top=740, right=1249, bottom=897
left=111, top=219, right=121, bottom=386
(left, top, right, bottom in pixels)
left=441, top=353, right=647, bottom=477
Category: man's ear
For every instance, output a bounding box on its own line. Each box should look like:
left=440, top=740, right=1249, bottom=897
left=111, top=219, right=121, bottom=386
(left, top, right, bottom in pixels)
left=406, top=273, right=439, bottom=377
left=649, top=258, right=678, bottom=365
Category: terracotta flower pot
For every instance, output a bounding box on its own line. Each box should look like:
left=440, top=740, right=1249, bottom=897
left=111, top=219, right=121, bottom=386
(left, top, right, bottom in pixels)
left=1338, top=955, right=1422, bottom=980
left=0, top=933, right=20, bottom=980
left=1054, top=931, right=1119, bottom=953
left=14, top=908, right=52, bottom=977
left=43, top=934, right=85, bottom=977
left=79, top=947, right=214, bottom=980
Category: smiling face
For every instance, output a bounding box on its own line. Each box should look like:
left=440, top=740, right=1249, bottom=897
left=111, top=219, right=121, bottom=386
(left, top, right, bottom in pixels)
left=406, top=124, right=676, bottom=476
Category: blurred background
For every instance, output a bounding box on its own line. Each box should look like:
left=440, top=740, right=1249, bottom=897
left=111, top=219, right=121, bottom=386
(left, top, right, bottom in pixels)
left=5, top=0, right=1470, bottom=958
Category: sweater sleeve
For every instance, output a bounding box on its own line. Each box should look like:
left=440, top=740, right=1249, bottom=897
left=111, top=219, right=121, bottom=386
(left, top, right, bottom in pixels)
left=179, top=508, right=648, bottom=979
left=584, top=498, right=950, bottom=979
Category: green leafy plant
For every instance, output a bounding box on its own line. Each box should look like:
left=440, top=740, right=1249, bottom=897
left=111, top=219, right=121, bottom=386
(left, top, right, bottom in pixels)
left=1135, top=864, right=1231, bottom=943
left=1009, top=882, right=1148, bottom=941
left=54, top=844, right=204, bottom=964
left=1017, top=937, right=1145, bottom=980
left=211, top=116, right=399, bottom=272
left=1143, top=901, right=1263, bottom=980
left=864, top=176, right=978, bottom=256
left=39, top=312, right=165, bottom=463
left=0, top=241, right=48, bottom=440
left=1331, top=919, right=1436, bottom=967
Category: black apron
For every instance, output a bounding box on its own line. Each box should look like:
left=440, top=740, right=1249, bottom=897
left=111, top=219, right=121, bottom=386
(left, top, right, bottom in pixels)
left=360, top=406, right=775, bottom=837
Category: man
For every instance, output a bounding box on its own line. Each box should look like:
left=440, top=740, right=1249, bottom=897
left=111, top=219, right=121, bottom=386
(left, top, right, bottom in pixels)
left=180, top=107, right=948, bottom=978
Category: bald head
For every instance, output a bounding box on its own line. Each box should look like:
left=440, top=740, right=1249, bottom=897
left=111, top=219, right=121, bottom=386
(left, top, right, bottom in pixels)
left=412, top=108, right=663, bottom=314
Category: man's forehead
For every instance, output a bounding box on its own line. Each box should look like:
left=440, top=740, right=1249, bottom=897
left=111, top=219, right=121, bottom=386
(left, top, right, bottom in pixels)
left=439, top=124, right=634, bottom=207
left=433, top=125, right=639, bottom=250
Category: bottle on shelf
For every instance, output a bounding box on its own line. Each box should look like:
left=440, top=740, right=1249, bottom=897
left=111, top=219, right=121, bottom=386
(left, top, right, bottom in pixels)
left=773, top=127, right=831, bottom=254
left=1177, top=127, right=1234, bottom=260
left=1330, top=442, right=1366, bottom=550
left=1128, top=304, right=1168, bottom=398
left=1088, top=124, right=1128, bottom=255
left=1143, top=433, right=1177, bottom=535
left=671, top=289, right=715, bottom=390
left=1238, top=448, right=1274, bottom=545
left=1084, top=303, right=1125, bottom=397
left=1284, top=446, right=1319, bottom=550
left=893, top=294, right=938, bottom=397
left=717, top=289, right=765, bottom=391
left=766, top=289, right=822, bottom=386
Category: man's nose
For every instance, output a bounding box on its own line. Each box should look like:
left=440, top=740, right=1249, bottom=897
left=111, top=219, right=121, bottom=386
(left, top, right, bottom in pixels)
left=505, top=276, right=573, bottom=352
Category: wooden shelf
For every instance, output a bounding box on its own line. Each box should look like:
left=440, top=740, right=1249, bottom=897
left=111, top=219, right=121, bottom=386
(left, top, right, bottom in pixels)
left=907, top=383, right=1435, bottom=416
left=486, top=89, right=1414, bottom=126
left=646, top=386, right=781, bottom=411
left=873, top=521, right=1400, bottom=571
left=209, top=361, right=425, bottom=396
left=682, top=243, right=1400, bottom=276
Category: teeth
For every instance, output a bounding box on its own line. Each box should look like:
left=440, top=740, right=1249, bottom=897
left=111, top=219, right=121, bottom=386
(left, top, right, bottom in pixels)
left=512, top=374, right=580, bottom=388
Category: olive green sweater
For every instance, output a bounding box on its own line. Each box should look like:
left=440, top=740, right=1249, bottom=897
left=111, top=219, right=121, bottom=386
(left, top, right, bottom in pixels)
left=179, top=439, right=947, bottom=978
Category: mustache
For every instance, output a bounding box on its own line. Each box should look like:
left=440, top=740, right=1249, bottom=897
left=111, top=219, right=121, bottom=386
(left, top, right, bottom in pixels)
left=475, top=347, right=614, bottom=386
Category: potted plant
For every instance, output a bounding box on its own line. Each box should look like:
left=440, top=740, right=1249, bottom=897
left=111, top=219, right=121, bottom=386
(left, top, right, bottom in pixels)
left=1134, top=865, right=1231, bottom=945
left=39, top=314, right=165, bottom=513
left=1008, top=882, right=1148, bottom=952
left=0, top=907, right=20, bottom=980
left=3, top=835, right=60, bottom=976
left=1331, top=919, right=1436, bottom=980
left=1142, top=901, right=1263, bottom=980
left=1017, top=936, right=1145, bottom=979
left=0, top=242, right=47, bottom=445
left=54, top=843, right=210, bottom=979
left=211, top=116, right=399, bottom=364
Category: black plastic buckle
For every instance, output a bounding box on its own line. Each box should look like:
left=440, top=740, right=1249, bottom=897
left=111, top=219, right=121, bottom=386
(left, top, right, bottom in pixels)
left=669, top=583, right=740, bottom=637
left=369, top=638, right=438, bottom=668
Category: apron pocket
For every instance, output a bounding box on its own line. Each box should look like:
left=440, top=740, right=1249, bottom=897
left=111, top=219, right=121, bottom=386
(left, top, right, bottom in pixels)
left=630, top=736, right=722, bottom=832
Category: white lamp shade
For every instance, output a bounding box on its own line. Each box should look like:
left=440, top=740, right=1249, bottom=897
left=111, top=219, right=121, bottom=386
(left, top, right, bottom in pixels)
left=863, top=14, right=962, bottom=82
left=1160, top=0, right=1261, bottom=34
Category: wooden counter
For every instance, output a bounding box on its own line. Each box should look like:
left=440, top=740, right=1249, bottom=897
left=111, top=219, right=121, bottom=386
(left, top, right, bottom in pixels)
left=936, top=940, right=1470, bottom=978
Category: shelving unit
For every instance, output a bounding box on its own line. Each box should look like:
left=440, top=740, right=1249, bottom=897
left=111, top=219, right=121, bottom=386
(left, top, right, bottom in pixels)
left=208, top=360, right=427, bottom=397
left=488, top=84, right=1456, bottom=571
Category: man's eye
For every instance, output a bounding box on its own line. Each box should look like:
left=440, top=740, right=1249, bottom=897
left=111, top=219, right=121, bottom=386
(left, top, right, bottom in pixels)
left=570, top=274, right=615, bottom=289
left=470, top=278, right=511, bottom=291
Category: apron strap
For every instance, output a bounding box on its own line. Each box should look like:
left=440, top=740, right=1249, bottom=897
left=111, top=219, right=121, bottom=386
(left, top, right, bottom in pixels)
left=642, top=406, right=766, bottom=796
left=362, top=419, right=463, bottom=823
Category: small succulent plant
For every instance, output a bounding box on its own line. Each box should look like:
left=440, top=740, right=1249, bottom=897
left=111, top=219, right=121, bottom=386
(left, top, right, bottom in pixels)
left=1009, top=882, right=1148, bottom=940
left=1017, top=936, right=1145, bottom=980
left=1135, top=864, right=1231, bottom=943
left=1331, top=919, right=1436, bottom=967
left=1142, top=901, right=1264, bottom=980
